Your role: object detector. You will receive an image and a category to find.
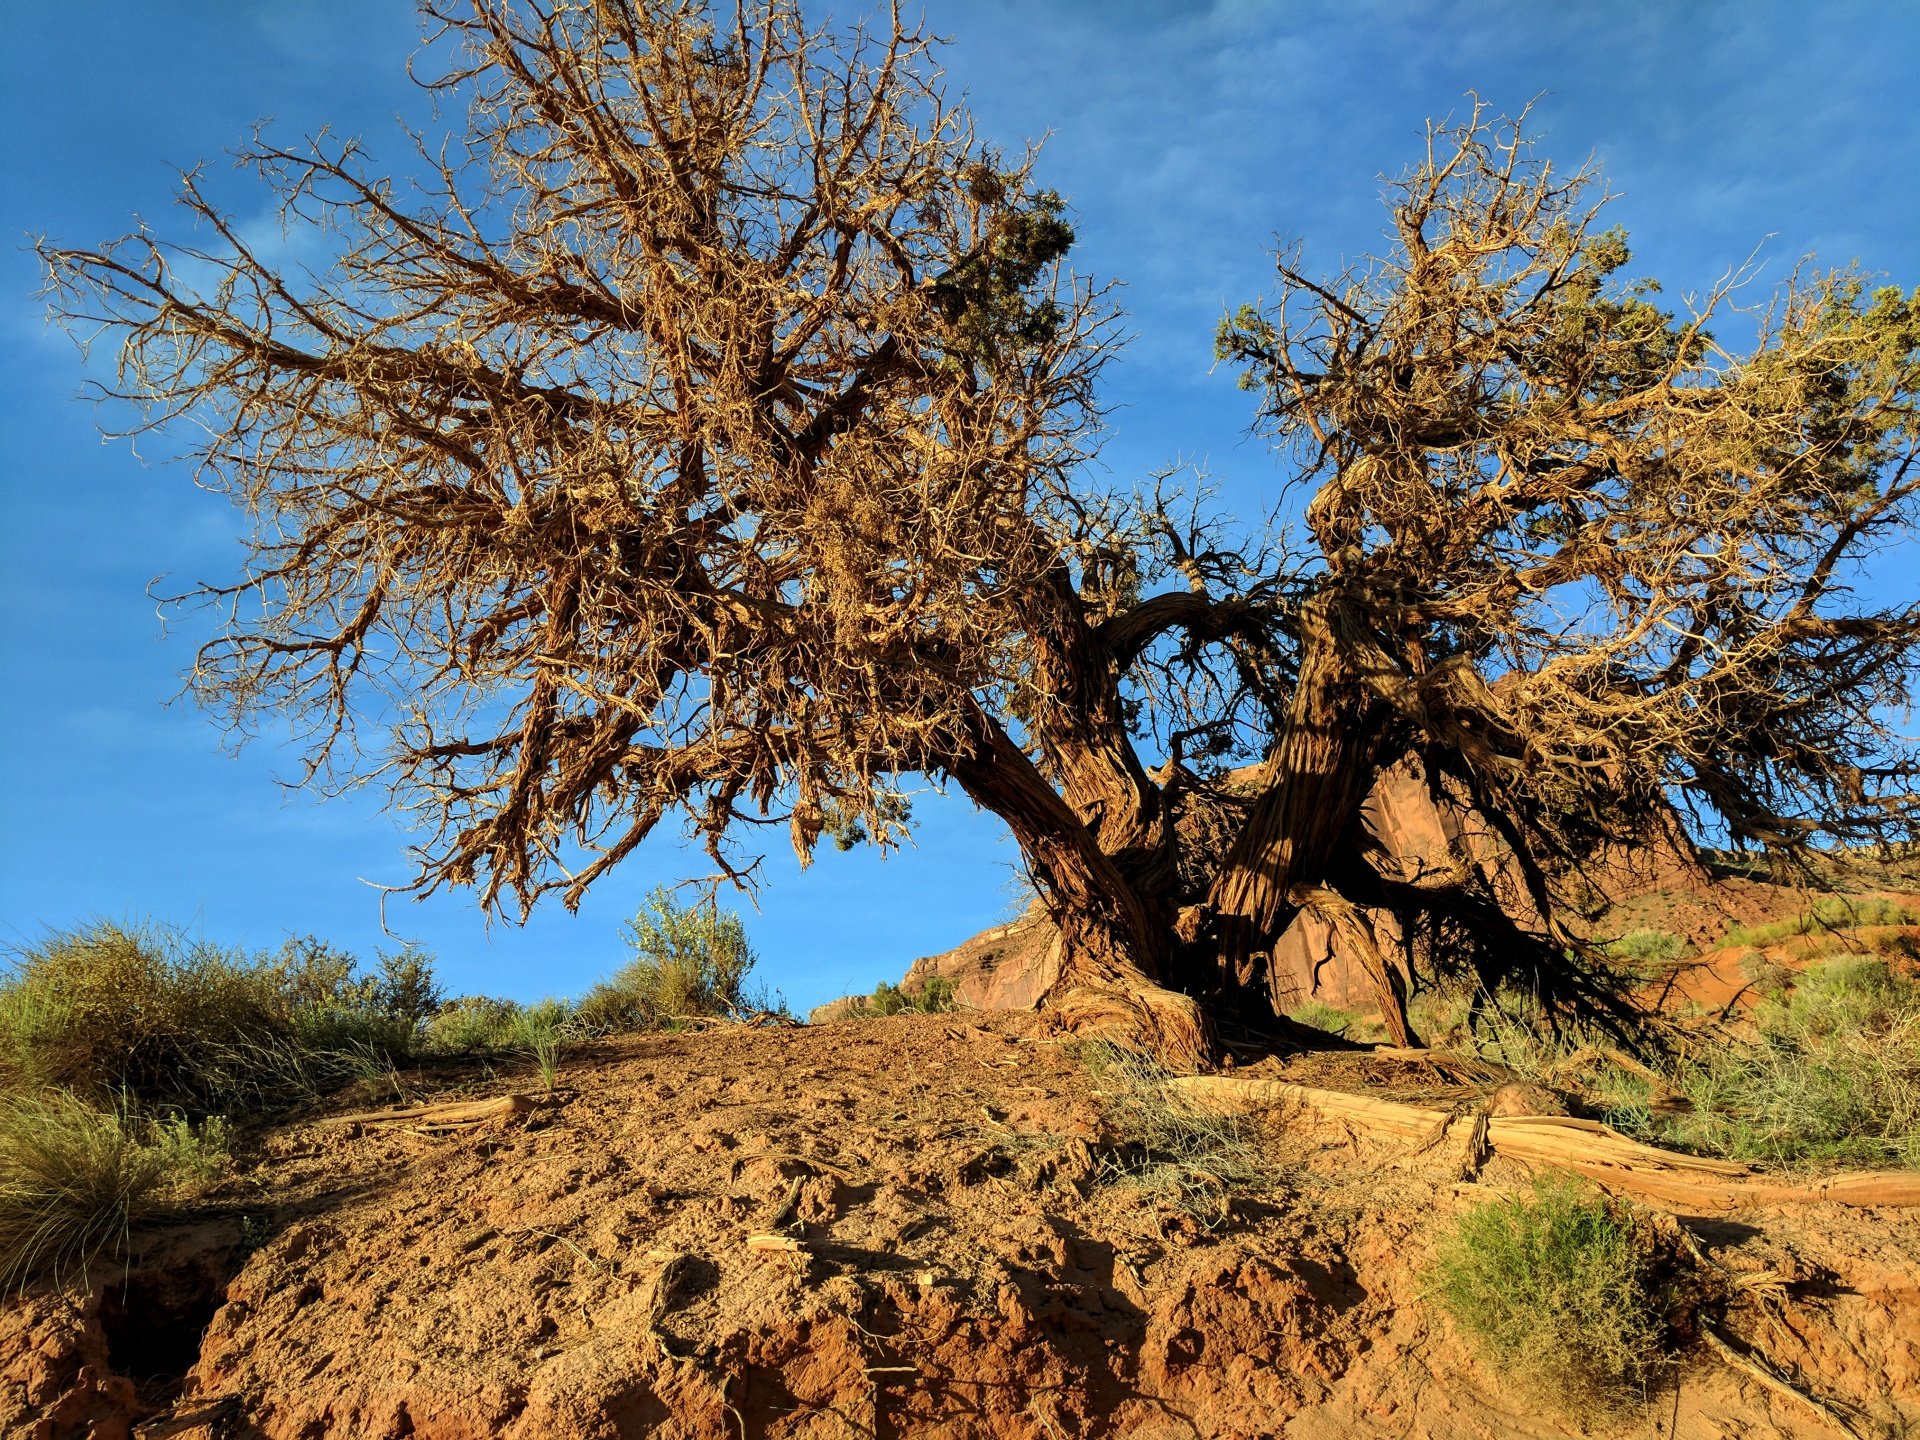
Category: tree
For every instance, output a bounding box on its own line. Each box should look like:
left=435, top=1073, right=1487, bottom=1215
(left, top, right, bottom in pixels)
left=41, top=2, right=1920, bottom=1068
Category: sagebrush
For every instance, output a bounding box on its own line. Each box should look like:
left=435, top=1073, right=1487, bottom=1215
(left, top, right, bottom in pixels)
left=574, top=889, right=761, bottom=1031
left=1429, top=1173, right=1667, bottom=1422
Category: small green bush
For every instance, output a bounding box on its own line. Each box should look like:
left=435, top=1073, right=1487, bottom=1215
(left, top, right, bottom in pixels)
left=271, top=937, right=442, bottom=1063
left=1405, top=984, right=1474, bottom=1045
left=1288, top=1000, right=1358, bottom=1037
left=1736, top=948, right=1791, bottom=997
left=422, top=996, right=526, bottom=1054
left=0, top=921, right=443, bottom=1116
left=1429, top=1173, right=1666, bottom=1422
left=574, top=889, right=758, bottom=1032
left=0, top=922, right=284, bottom=1109
left=0, top=1093, right=230, bottom=1290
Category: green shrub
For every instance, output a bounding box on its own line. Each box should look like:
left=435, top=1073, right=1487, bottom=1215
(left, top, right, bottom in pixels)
left=574, top=889, right=758, bottom=1032
left=422, top=996, right=525, bottom=1054
left=1288, top=1000, right=1358, bottom=1037
left=0, top=921, right=443, bottom=1115
left=270, top=937, right=442, bottom=1064
left=1429, top=1173, right=1667, bottom=1422
left=1403, top=964, right=1920, bottom=1168
left=0, top=921, right=284, bottom=1109
left=0, top=1093, right=230, bottom=1290
left=286, top=1007, right=421, bottom=1061
left=142, top=1113, right=234, bottom=1194
left=1405, top=984, right=1474, bottom=1045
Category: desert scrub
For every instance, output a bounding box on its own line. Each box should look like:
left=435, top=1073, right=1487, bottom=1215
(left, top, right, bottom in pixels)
left=573, top=888, right=759, bottom=1031
left=0, top=921, right=285, bottom=1109
left=273, top=937, right=442, bottom=1062
left=1287, top=1000, right=1358, bottom=1037
left=1674, top=956, right=1919, bottom=1166
left=422, top=995, right=525, bottom=1054
left=0, top=920, right=444, bottom=1116
left=1722, top=896, right=1916, bottom=951
left=1429, top=1173, right=1667, bottom=1422
left=1080, top=1040, right=1263, bottom=1226
left=0, top=1092, right=231, bottom=1289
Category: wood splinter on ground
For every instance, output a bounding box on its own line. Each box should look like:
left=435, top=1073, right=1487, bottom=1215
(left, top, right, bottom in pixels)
left=1698, top=1321, right=1872, bottom=1440
left=744, top=1233, right=806, bottom=1253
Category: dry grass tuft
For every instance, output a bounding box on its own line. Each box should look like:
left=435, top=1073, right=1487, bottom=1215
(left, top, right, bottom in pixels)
left=0, top=1092, right=230, bottom=1290
left=1079, top=1040, right=1266, bottom=1226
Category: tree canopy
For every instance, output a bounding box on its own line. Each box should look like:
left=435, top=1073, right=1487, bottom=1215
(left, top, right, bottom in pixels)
left=42, top=0, right=1920, bottom=1066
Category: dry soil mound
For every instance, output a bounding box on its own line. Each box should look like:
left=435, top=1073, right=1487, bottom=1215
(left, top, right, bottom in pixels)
left=4, top=1014, right=1915, bottom=1438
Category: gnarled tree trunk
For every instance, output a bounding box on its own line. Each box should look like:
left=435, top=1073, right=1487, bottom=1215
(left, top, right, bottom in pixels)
left=1203, top=596, right=1401, bottom=1029
left=947, top=704, right=1212, bottom=1070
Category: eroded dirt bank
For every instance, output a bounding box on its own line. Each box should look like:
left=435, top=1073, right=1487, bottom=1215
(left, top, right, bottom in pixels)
left=5, top=1014, right=1915, bottom=1438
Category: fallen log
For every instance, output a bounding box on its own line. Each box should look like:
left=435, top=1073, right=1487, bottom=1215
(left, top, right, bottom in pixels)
left=1488, top=1114, right=1750, bottom=1177
left=1168, top=1075, right=1920, bottom=1211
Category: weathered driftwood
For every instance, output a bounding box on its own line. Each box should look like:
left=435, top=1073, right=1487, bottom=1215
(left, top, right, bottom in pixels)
left=1168, top=1075, right=1920, bottom=1211
left=322, top=1095, right=541, bottom=1128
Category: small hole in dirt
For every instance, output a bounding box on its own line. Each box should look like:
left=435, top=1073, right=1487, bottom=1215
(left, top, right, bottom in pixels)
left=96, top=1265, right=227, bottom=1401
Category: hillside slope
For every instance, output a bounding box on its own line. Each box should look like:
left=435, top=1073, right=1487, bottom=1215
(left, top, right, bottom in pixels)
left=5, top=1013, right=1915, bottom=1439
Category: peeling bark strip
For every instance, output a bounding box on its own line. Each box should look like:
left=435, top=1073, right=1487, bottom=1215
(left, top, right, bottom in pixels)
left=41, top=2, right=1920, bottom=1065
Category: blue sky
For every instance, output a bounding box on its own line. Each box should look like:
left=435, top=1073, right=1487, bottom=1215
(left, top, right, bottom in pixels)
left=2, top=1, right=1916, bottom=1012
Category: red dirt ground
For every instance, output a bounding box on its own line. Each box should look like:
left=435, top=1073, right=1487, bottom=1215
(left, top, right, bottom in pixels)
left=4, top=1012, right=1915, bottom=1439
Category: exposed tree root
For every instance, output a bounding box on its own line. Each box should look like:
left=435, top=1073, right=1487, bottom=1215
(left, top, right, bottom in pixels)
left=320, top=1095, right=543, bottom=1128
left=1042, top=981, right=1214, bottom=1074
left=1698, top=1321, right=1871, bottom=1439
left=1169, top=1074, right=1920, bottom=1211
